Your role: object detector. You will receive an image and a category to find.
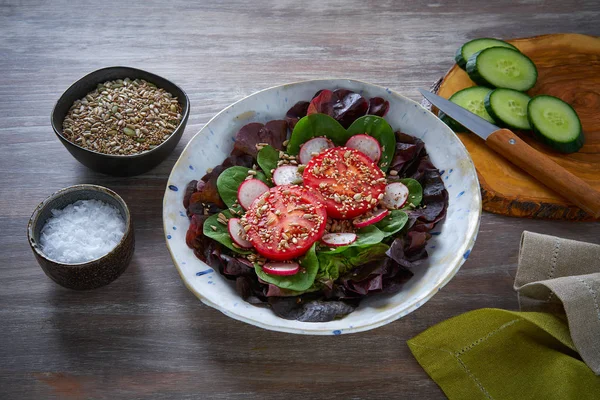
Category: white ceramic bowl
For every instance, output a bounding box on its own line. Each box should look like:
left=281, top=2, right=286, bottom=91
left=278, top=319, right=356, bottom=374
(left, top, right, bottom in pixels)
left=163, top=79, right=481, bottom=335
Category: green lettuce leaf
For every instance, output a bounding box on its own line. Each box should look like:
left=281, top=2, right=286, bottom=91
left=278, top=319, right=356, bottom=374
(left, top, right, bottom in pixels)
left=319, top=225, right=385, bottom=254
left=216, top=166, right=268, bottom=209
left=316, top=243, right=389, bottom=285
left=376, top=210, right=409, bottom=237
left=255, top=243, right=319, bottom=291
left=202, top=210, right=251, bottom=254
left=257, top=145, right=279, bottom=179
left=347, top=115, right=396, bottom=171
left=286, top=114, right=350, bottom=155
left=399, top=178, right=423, bottom=207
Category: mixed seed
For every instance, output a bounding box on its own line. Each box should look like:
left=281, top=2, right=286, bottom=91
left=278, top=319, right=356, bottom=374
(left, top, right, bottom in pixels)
left=62, top=78, right=182, bottom=155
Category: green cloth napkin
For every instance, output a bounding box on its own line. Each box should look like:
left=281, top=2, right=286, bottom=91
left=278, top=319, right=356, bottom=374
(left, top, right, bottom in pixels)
left=408, top=232, right=600, bottom=399
left=408, top=308, right=600, bottom=399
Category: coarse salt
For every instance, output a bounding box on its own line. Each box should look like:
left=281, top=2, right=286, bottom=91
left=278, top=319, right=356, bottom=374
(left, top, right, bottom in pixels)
left=40, top=199, right=126, bottom=263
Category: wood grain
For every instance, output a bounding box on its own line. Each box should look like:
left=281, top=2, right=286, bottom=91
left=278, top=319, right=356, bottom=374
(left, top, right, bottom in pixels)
left=486, top=128, right=600, bottom=217
left=1, top=1, right=600, bottom=399
left=437, top=33, right=600, bottom=220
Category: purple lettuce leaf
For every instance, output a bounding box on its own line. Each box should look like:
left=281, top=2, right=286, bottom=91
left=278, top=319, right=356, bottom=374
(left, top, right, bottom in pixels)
left=307, top=89, right=369, bottom=128
left=268, top=296, right=357, bottom=322
left=285, top=101, right=310, bottom=131
left=232, top=120, right=288, bottom=158
left=367, top=97, right=390, bottom=117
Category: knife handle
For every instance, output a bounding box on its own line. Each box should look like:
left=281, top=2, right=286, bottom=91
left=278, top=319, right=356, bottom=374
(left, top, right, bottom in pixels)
left=486, top=129, right=600, bottom=218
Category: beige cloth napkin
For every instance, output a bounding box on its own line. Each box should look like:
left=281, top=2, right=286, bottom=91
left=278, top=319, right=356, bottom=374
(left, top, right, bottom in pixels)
left=515, top=231, right=600, bottom=375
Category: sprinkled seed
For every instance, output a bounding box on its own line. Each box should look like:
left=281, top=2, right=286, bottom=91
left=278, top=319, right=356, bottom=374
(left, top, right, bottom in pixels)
left=311, top=152, right=320, bottom=156
left=378, top=193, right=384, bottom=200
left=218, top=213, right=228, bottom=221
left=282, top=139, right=289, bottom=146
left=232, top=242, right=241, bottom=249
left=344, top=150, right=351, bottom=158
left=206, top=168, right=213, bottom=174
left=210, top=225, right=217, bottom=231
left=247, top=170, right=257, bottom=175
left=243, top=224, right=252, bottom=232
left=292, top=238, right=298, bottom=244
left=62, top=78, right=182, bottom=155
left=353, top=193, right=362, bottom=201
left=389, top=170, right=398, bottom=176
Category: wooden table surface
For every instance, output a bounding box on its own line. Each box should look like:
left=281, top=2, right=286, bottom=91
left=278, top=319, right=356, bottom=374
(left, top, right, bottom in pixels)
left=1, top=1, right=599, bottom=398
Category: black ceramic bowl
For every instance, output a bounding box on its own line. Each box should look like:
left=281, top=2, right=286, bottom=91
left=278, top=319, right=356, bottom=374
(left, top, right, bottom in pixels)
left=51, top=66, right=190, bottom=176
left=27, top=185, right=135, bottom=290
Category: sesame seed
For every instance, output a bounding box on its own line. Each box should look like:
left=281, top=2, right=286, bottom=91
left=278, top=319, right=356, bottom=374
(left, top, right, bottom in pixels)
left=210, top=225, right=217, bottom=231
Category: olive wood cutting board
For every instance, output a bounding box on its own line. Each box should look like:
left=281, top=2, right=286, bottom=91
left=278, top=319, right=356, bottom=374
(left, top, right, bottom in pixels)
left=432, top=33, right=600, bottom=220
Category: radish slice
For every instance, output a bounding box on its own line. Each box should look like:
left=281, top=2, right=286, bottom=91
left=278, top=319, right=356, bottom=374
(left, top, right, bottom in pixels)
left=237, top=179, right=269, bottom=210
left=380, top=182, right=409, bottom=209
left=262, top=262, right=300, bottom=276
left=345, top=134, right=382, bottom=162
left=228, top=218, right=253, bottom=249
left=273, top=165, right=302, bottom=186
left=321, top=232, right=357, bottom=247
left=352, top=208, right=389, bottom=228
left=299, top=137, right=334, bottom=165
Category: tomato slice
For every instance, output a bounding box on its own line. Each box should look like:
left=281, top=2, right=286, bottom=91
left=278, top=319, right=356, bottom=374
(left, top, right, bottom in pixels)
left=241, top=185, right=327, bottom=261
left=302, top=147, right=386, bottom=219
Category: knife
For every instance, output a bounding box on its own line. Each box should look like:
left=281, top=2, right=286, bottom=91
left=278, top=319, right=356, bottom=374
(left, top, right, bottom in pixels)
left=419, top=89, right=600, bottom=218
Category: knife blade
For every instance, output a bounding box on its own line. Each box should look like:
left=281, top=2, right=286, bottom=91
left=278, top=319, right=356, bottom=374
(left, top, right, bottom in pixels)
left=419, top=89, right=498, bottom=139
left=419, top=88, right=600, bottom=218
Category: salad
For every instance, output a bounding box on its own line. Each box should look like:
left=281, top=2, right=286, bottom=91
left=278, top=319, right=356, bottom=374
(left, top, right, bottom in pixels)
left=183, top=88, right=448, bottom=322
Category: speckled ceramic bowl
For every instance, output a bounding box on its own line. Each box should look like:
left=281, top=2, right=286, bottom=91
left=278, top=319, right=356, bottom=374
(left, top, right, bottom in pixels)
left=163, top=79, right=481, bottom=335
left=51, top=66, right=190, bottom=176
left=28, top=184, right=135, bottom=290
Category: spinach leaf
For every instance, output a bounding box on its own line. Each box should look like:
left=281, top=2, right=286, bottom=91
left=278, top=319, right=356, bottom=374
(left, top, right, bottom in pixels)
left=319, top=225, right=385, bottom=254
left=257, top=145, right=279, bottom=179
left=346, top=115, right=396, bottom=171
left=255, top=244, right=319, bottom=291
left=287, top=114, right=350, bottom=155
left=400, top=178, right=423, bottom=207
left=202, top=211, right=251, bottom=254
left=316, top=243, right=389, bottom=284
left=376, top=210, right=409, bottom=237
left=216, top=166, right=268, bottom=208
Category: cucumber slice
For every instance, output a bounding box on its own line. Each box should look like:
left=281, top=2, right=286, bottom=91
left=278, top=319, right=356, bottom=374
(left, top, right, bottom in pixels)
left=438, top=86, right=495, bottom=131
left=484, top=88, right=531, bottom=130
left=466, top=47, right=537, bottom=91
left=527, top=95, right=584, bottom=153
left=455, top=38, right=519, bottom=70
